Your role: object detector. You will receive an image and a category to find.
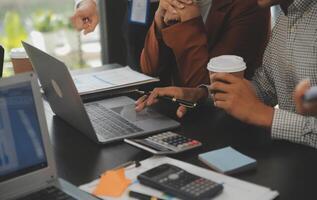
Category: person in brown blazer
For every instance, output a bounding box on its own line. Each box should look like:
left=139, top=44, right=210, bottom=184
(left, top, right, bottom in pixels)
left=140, top=0, right=270, bottom=87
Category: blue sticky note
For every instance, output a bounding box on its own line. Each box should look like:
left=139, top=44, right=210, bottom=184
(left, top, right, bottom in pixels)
left=199, top=147, right=256, bottom=174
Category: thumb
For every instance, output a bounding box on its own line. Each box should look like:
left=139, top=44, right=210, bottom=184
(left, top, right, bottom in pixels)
left=294, top=79, right=310, bottom=113
left=176, top=105, right=187, bottom=118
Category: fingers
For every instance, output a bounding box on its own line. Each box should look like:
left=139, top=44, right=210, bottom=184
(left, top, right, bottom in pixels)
left=210, top=73, right=240, bottom=84
left=83, top=15, right=99, bottom=34
left=135, top=95, right=147, bottom=106
left=135, top=95, right=159, bottom=112
left=71, top=2, right=99, bottom=34
left=135, top=95, right=148, bottom=112
left=164, top=12, right=180, bottom=25
left=147, top=88, right=168, bottom=106
left=161, top=0, right=186, bottom=14
left=210, top=81, right=232, bottom=94
left=170, top=0, right=185, bottom=9
left=136, top=87, right=185, bottom=114
left=71, top=12, right=85, bottom=31
left=167, top=4, right=178, bottom=14
left=213, top=100, right=229, bottom=109
left=294, top=79, right=310, bottom=101
left=177, top=0, right=193, bottom=4
left=213, top=92, right=229, bottom=102
left=176, top=105, right=187, bottom=118
left=294, top=79, right=311, bottom=114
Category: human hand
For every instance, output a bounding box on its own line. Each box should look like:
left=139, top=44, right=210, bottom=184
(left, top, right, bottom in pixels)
left=294, top=80, right=317, bottom=116
left=135, top=87, right=208, bottom=118
left=174, top=2, right=200, bottom=22
left=71, top=0, right=99, bottom=34
left=210, top=73, right=274, bottom=127
left=163, top=2, right=200, bottom=26
left=155, top=0, right=193, bottom=30
left=163, top=10, right=181, bottom=26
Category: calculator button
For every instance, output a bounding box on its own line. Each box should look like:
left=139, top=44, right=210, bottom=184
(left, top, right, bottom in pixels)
left=192, top=140, right=199, bottom=144
left=168, top=174, right=179, bottom=180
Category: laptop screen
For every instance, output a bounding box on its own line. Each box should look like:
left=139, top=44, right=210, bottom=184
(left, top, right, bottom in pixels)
left=0, top=81, right=47, bottom=182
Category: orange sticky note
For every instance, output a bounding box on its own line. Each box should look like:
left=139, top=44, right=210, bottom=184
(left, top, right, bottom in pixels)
left=93, top=168, right=132, bottom=197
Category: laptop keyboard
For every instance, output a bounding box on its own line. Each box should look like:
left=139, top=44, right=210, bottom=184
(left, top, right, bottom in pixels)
left=17, top=186, right=77, bottom=200
left=85, top=103, right=143, bottom=139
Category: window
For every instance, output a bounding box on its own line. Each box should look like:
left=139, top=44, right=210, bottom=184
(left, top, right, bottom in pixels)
left=0, top=0, right=102, bottom=77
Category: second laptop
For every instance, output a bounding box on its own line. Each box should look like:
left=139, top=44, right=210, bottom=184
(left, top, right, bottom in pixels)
left=22, top=42, right=180, bottom=144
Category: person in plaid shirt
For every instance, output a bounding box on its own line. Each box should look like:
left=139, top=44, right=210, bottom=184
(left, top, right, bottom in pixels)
left=136, top=0, right=317, bottom=148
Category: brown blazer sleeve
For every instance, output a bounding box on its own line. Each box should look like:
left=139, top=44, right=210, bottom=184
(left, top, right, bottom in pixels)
left=160, top=1, right=270, bottom=87
left=140, top=22, right=160, bottom=75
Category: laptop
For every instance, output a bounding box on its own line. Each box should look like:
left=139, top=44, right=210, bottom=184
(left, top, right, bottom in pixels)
left=0, top=73, right=98, bottom=200
left=22, top=42, right=180, bottom=144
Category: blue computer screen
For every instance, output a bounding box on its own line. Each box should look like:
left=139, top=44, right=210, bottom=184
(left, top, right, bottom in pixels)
left=0, top=81, right=47, bottom=182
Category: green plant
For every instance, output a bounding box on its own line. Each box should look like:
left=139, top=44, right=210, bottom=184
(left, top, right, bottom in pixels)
left=0, top=11, right=28, bottom=53
left=32, top=10, right=64, bottom=32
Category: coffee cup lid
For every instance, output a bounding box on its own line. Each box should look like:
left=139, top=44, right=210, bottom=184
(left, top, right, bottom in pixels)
left=207, top=55, right=246, bottom=73
left=10, top=48, right=28, bottom=59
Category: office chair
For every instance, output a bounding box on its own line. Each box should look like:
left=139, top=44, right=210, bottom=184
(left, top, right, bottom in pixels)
left=0, top=45, right=4, bottom=77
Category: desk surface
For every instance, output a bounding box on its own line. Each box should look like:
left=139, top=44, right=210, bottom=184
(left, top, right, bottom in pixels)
left=44, top=94, right=317, bottom=200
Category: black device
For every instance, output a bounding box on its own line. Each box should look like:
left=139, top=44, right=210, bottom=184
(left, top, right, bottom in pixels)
left=303, top=86, right=317, bottom=102
left=0, top=45, right=4, bottom=77
left=137, top=164, right=223, bottom=200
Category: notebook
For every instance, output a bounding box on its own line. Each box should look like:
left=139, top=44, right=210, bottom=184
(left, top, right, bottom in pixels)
left=72, top=66, right=159, bottom=95
left=199, top=147, right=257, bottom=174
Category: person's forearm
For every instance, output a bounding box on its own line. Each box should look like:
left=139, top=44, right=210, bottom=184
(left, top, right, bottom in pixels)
left=249, top=104, right=274, bottom=128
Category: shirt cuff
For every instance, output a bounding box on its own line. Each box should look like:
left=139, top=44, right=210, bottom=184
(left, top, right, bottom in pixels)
left=271, top=108, right=315, bottom=142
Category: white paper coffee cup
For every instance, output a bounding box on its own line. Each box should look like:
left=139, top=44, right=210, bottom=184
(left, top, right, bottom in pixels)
left=207, top=55, right=246, bottom=80
left=10, top=48, right=33, bottom=74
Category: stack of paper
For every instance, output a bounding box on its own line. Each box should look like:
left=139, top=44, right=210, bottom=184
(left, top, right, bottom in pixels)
left=79, top=156, right=279, bottom=200
left=72, top=66, right=159, bottom=95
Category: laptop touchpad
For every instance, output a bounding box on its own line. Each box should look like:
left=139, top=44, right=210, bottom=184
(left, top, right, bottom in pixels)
left=111, top=104, right=161, bottom=122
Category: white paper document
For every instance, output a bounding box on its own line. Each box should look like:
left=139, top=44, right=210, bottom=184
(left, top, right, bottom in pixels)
left=80, top=156, right=279, bottom=200
left=72, top=66, right=159, bottom=95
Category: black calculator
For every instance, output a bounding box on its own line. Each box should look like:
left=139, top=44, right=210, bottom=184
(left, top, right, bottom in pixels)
left=124, top=132, right=202, bottom=155
left=138, top=164, right=223, bottom=200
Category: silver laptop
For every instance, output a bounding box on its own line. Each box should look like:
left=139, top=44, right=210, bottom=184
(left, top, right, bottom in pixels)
left=0, top=73, right=98, bottom=200
left=22, top=42, right=180, bottom=144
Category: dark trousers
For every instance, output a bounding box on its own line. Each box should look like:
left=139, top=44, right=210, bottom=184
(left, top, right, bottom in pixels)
left=124, top=2, right=159, bottom=71
left=105, top=1, right=158, bottom=70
